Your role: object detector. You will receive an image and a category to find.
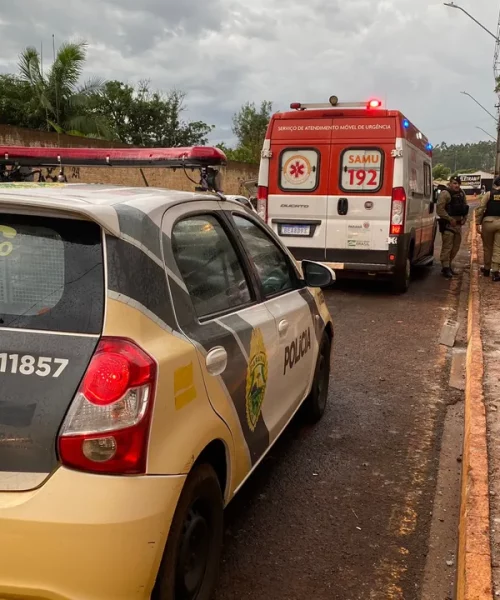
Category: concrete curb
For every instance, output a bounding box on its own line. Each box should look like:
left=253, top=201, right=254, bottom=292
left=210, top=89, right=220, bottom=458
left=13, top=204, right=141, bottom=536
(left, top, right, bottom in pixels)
left=457, top=215, right=493, bottom=600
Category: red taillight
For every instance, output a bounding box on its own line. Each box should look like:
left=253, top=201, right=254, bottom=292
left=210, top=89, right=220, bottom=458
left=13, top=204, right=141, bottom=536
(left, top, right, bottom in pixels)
left=257, top=185, right=268, bottom=221
left=390, top=187, right=406, bottom=236
left=58, top=337, right=157, bottom=475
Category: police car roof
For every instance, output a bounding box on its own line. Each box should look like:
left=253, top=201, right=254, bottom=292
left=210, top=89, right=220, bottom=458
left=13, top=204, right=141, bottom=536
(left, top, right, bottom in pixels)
left=0, top=183, right=226, bottom=237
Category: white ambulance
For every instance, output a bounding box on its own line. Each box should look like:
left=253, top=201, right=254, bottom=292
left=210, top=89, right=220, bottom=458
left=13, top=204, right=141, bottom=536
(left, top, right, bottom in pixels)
left=256, top=97, right=437, bottom=293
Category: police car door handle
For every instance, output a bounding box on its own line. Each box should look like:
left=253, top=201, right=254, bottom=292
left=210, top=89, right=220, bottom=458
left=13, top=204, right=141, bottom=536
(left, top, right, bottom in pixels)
left=278, top=319, right=289, bottom=338
left=206, top=347, right=228, bottom=376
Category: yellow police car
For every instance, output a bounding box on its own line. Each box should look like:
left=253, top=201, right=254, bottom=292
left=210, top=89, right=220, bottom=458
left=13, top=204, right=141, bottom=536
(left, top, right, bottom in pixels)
left=0, top=147, right=334, bottom=600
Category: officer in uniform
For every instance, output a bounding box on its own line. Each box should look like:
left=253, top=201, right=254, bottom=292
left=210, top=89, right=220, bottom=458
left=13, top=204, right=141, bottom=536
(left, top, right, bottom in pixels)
left=437, top=176, right=469, bottom=278
left=476, top=175, right=500, bottom=282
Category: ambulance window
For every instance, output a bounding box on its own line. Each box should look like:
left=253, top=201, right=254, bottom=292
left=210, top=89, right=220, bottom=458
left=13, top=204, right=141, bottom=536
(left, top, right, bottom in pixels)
left=340, top=148, right=384, bottom=193
left=172, top=214, right=252, bottom=319
left=279, top=149, right=320, bottom=192
left=233, top=215, right=295, bottom=298
left=424, top=163, right=432, bottom=197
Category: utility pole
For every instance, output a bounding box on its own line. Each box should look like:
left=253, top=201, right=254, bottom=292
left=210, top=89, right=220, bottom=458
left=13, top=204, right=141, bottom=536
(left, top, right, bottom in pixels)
left=445, top=3, right=500, bottom=174
left=495, top=110, right=500, bottom=175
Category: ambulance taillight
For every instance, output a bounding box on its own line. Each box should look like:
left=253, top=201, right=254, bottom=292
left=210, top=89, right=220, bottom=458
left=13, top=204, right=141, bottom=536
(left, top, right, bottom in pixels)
left=390, top=187, right=407, bottom=235
left=257, top=186, right=269, bottom=221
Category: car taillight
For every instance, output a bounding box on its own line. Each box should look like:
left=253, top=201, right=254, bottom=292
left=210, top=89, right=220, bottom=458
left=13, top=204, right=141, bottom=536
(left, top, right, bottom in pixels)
left=257, top=185, right=268, bottom=221
left=58, top=337, right=157, bottom=475
left=390, top=187, right=407, bottom=236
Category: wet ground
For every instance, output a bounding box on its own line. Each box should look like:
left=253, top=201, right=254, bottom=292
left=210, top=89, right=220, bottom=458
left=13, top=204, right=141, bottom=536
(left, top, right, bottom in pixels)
left=215, top=242, right=467, bottom=600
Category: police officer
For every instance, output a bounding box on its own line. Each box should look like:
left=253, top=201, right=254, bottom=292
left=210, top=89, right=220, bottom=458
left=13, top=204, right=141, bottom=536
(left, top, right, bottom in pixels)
left=476, top=176, right=500, bottom=282
left=437, top=176, right=469, bottom=278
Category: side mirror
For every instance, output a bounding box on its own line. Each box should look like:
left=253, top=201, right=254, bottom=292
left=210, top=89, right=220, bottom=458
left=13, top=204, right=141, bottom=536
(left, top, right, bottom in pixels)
left=302, top=260, right=336, bottom=288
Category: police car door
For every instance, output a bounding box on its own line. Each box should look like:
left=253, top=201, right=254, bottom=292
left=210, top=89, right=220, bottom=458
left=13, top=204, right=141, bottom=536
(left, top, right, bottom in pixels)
left=161, top=201, right=280, bottom=470
left=227, top=208, right=318, bottom=444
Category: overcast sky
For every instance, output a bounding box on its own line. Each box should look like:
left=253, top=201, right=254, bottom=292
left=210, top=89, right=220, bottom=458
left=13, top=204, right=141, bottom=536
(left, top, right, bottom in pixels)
left=0, top=0, right=498, bottom=147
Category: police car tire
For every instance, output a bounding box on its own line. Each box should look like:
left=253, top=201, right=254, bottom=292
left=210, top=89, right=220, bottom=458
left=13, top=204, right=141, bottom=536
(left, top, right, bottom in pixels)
left=153, top=464, right=224, bottom=600
left=302, top=332, right=331, bottom=424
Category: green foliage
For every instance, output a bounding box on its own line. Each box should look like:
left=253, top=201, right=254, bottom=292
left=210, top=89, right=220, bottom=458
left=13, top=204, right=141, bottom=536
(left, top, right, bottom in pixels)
left=221, top=101, right=273, bottom=164
left=432, top=163, right=451, bottom=180
left=432, top=141, right=495, bottom=173
left=86, top=80, right=213, bottom=146
left=0, top=41, right=213, bottom=145
left=15, top=41, right=112, bottom=138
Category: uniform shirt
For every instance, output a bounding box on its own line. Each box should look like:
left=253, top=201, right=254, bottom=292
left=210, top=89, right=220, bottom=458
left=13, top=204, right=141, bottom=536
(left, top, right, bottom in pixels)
left=475, top=190, right=500, bottom=224
left=437, top=190, right=468, bottom=227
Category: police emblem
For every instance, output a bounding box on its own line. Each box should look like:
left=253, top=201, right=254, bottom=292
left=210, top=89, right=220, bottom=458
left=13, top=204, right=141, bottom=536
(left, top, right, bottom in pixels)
left=245, top=328, right=268, bottom=432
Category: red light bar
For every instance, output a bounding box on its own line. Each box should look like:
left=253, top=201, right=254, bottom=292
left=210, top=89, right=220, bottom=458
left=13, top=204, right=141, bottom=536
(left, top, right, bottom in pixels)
left=0, top=146, right=227, bottom=169
left=368, top=99, right=382, bottom=109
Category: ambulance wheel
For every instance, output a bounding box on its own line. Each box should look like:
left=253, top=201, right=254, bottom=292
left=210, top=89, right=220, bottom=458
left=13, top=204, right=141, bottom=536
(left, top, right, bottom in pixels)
left=302, top=331, right=331, bottom=424
left=153, top=464, right=224, bottom=600
left=392, top=256, right=411, bottom=294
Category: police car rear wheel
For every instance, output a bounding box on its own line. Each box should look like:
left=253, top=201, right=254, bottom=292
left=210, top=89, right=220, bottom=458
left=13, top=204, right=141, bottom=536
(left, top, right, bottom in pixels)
left=302, top=332, right=331, bottom=423
left=153, top=464, right=223, bottom=600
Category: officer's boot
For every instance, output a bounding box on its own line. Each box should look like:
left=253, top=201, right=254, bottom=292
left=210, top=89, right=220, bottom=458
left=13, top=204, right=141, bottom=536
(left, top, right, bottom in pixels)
left=441, top=267, right=453, bottom=279
left=481, top=267, right=491, bottom=277
left=492, top=271, right=500, bottom=282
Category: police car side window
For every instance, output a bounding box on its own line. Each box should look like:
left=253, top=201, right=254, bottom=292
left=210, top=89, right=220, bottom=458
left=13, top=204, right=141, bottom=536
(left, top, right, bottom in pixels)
left=172, top=215, right=252, bottom=319
left=232, top=215, right=295, bottom=297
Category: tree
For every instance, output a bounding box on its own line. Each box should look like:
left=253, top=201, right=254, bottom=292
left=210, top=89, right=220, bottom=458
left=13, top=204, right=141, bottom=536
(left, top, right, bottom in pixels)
left=432, top=141, right=495, bottom=173
left=225, top=101, right=273, bottom=164
left=87, top=80, right=214, bottom=146
left=16, top=41, right=112, bottom=138
left=432, top=163, right=451, bottom=180
left=0, top=75, right=39, bottom=128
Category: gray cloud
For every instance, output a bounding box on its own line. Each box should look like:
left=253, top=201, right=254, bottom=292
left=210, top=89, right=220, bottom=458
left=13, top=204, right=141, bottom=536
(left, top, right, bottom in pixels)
left=0, top=0, right=497, bottom=146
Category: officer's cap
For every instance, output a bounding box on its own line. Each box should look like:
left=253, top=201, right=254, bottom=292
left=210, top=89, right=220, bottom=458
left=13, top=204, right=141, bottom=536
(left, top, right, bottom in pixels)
left=449, top=176, right=461, bottom=185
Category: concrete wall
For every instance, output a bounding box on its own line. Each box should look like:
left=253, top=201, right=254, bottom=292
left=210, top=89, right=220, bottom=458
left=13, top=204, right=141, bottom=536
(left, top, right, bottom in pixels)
left=0, top=124, right=127, bottom=148
left=0, top=125, right=259, bottom=195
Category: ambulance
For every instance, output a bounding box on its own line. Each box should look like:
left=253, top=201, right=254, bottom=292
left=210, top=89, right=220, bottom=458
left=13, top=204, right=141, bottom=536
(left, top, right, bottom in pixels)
left=256, top=97, right=437, bottom=293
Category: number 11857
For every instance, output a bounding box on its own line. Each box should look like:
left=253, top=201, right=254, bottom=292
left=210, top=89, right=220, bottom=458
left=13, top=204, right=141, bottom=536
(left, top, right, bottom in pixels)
left=0, top=354, right=69, bottom=378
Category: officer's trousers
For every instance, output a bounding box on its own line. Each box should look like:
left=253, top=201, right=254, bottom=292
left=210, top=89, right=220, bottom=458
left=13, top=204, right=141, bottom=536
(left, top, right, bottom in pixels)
left=481, top=217, right=500, bottom=271
left=440, top=229, right=462, bottom=267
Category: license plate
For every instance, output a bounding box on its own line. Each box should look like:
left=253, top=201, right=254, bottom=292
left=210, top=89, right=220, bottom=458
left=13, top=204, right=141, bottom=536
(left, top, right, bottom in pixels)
left=280, top=224, right=311, bottom=236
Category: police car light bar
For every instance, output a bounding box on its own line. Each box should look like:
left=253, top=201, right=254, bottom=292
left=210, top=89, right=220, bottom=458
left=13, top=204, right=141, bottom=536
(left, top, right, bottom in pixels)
left=0, top=146, right=227, bottom=169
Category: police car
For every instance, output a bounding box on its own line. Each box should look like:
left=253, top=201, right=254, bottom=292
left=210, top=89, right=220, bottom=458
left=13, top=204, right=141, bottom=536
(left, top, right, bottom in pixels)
left=0, top=146, right=335, bottom=600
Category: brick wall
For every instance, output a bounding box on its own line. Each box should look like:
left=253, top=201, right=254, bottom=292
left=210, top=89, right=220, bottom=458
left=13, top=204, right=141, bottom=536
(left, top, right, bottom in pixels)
left=0, top=124, right=127, bottom=148
left=0, top=125, right=259, bottom=195
left=61, top=162, right=258, bottom=195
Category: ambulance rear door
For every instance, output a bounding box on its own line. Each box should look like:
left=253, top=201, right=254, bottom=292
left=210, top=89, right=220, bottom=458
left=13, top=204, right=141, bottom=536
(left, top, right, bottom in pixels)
left=267, top=118, right=333, bottom=262
left=325, top=116, right=397, bottom=266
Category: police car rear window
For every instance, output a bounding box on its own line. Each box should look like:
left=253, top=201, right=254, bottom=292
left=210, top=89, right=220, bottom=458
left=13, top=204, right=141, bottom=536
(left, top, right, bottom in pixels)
left=0, top=215, right=104, bottom=334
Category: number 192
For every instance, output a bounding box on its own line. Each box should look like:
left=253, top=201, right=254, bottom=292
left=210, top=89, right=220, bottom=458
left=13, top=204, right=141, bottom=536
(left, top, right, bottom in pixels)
left=347, top=169, right=378, bottom=187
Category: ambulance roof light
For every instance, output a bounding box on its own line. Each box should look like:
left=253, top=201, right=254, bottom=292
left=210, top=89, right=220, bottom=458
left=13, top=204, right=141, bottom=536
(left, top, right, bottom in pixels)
left=403, top=119, right=410, bottom=128
left=368, top=99, right=382, bottom=109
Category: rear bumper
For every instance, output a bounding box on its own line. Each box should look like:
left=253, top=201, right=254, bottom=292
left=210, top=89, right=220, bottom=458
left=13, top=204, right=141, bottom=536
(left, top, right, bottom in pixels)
left=289, top=238, right=411, bottom=275
left=324, top=261, right=395, bottom=273
left=0, top=467, right=186, bottom=600
left=290, top=248, right=396, bottom=274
